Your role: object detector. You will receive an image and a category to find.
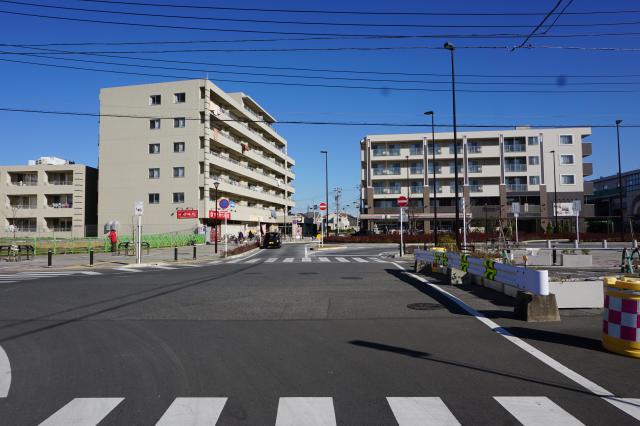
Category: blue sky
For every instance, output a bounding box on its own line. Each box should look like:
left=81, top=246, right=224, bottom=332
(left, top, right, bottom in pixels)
left=0, top=0, right=638, bottom=215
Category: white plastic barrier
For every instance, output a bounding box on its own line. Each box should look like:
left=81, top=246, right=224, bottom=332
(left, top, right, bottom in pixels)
left=415, top=249, right=549, bottom=296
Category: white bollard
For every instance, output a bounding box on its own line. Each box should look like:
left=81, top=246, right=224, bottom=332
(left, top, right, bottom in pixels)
left=546, top=240, right=552, bottom=249
left=602, top=240, right=608, bottom=249
left=574, top=240, right=579, bottom=249
left=633, top=240, right=638, bottom=249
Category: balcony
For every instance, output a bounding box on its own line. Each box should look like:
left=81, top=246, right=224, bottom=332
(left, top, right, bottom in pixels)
left=372, top=149, right=401, bottom=157
left=46, top=195, right=73, bottom=209
left=8, top=202, right=37, bottom=209
left=427, top=148, right=442, bottom=155
left=468, top=145, right=482, bottom=154
left=409, top=147, right=423, bottom=155
left=427, top=167, right=442, bottom=174
left=504, top=144, right=526, bottom=153
left=428, top=186, right=443, bottom=194
left=410, top=168, right=423, bottom=175
left=468, top=165, right=482, bottom=173
left=469, top=185, right=483, bottom=193
left=507, top=184, right=528, bottom=192
left=582, top=142, right=592, bottom=157
left=8, top=173, right=37, bottom=186
left=208, top=151, right=288, bottom=191
left=583, top=162, right=593, bottom=177
left=410, top=186, right=423, bottom=194
left=47, top=172, right=74, bottom=185
left=505, top=163, right=527, bottom=172
left=373, top=187, right=401, bottom=195
left=209, top=176, right=289, bottom=205
left=373, top=168, right=401, bottom=176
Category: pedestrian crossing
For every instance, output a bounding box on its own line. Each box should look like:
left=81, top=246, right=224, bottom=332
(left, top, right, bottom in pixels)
left=234, top=256, right=391, bottom=265
left=0, top=271, right=105, bottom=284
left=27, top=395, right=639, bottom=425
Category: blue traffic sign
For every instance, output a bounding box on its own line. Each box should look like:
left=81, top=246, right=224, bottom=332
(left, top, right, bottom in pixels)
left=218, top=198, right=230, bottom=210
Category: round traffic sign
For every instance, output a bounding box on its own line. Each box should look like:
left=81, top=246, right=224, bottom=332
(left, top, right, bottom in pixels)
left=319, top=202, right=327, bottom=211
left=218, top=198, right=230, bottom=210
left=397, top=196, right=408, bottom=207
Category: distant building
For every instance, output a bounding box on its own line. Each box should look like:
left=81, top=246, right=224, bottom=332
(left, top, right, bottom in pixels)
left=360, top=127, right=594, bottom=233
left=0, top=157, right=98, bottom=238
left=589, top=169, right=640, bottom=218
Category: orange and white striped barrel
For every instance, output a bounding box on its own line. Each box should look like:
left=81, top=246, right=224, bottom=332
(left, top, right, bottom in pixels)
left=602, top=276, right=640, bottom=358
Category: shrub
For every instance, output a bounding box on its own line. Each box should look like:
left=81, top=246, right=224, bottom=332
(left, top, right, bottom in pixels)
left=226, top=241, right=259, bottom=257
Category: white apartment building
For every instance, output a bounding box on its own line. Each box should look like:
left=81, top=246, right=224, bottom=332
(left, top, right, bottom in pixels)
left=0, top=157, right=98, bottom=238
left=98, top=79, right=295, bottom=237
left=360, top=127, right=593, bottom=233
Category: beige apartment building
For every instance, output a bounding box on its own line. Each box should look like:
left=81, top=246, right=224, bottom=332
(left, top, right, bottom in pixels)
left=360, top=127, right=594, bottom=233
left=98, top=79, right=295, bottom=237
left=0, top=157, right=98, bottom=238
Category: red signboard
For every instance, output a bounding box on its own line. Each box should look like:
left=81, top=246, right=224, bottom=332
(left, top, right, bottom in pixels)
left=319, top=202, right=327, bottom=211
left=209, top=210, right=231, bottom=220
left=177, top=209, right=199, bottom=219
left=397, top=196, right=408, bottom=207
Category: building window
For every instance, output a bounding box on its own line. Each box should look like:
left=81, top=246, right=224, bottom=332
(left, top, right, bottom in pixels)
left=560, top=135, right=573, bottom=145
left=149, top=119, right=161, bottom=129
left=173, top=192, right=185, bottom=203
left=174, top=92, right=186, bottom=103
left=148, top=168, right=160, bottom=179
left=559, top=154, right=574, bottom=165
left=529, top=176, right=540, bottom=185
left=527, top=136, right=539, bottom=145
left=173, top=167, right=185, bottom=178
left=149, top=193, right=160, bottom=204
left=174, top=117, right=186, bottom=128
left=561, top=174, right=575, bottom=185
left=149, top=143, right=160, bottom=154
left=149, top=95, right=161, bottom=105
left=174, top=142, right=185, bottom=153
left=528, top=156, right=540, bottom=165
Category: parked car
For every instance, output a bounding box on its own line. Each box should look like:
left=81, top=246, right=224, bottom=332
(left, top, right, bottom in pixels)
left=262, top=232, right=282, bottom=249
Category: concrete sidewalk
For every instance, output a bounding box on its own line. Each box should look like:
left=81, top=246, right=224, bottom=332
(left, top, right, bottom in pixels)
left=0, top=243, right=236, bottom=272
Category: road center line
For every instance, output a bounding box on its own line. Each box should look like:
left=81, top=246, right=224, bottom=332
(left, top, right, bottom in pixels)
left=400, top=263, right=640, bottom=422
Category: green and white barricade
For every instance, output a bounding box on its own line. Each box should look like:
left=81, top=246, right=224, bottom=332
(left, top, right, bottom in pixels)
left=414, top=249, right=549, bottom=296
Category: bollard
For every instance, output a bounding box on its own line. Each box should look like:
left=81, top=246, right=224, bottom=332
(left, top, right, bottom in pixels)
left=89, top=249, right=94, bottom=266
left=574, top=240, right=579, bottom=249
left=552, top=247, right=557, bottom=265
left=603, top=240, right=608, bottom=249
left=174, top=247, right=178, bottom=261
left=47, top=249, right=52, bottom=267
left=633, top=239, right=638, bottom=249
left=193, top=245, right=197, bottom=260
left=546, top=240, right=552, bottom=249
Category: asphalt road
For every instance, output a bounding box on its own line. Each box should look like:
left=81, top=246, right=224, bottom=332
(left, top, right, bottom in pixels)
left=0, top=243, right=637, bottom=425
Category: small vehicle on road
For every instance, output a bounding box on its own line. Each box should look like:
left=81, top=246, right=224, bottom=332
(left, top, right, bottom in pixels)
left=263, top=232, right=282, bottom=249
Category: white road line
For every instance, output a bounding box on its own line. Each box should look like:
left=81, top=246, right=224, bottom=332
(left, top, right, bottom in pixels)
left=226, top=258, right=242, bottom=264
left=335, top=257, right=349, bottom=263
left=265, top=258, right=278, bottom=263
left=0, top=344, right=10, bottom=398
left=318, top=257, right=330, bottom=263
left=352, top=257, right=368, bottom=263
left=79, top=271, right=102, bottom=275
left=244, top=258, right=261, bottom=264
left=16, top=272, right=72, bottom=275
left=275, top=397, right=336, bottom=426
left=39, top=397, right=124, bottom=426
left=208, top=260, right=222, bottom=265
left=150, top=265, right=177, bottom=270
left=495, top=397, right=583, bottom=426
left=156, top=397, right=227, bottom=426
left=113, top=267, right=142, bottom=273
left=403, top=268, right=640, bottom=422
left=387, top=397, right=460, bottom=426
left=177, top=264, right=201, bottom=267
left=302, top=257, right=311, bottom=263
left=226, top=249, right=262, bottom=263
left=283, top=258, right=294, bottom=263
left=371, top=258, right=388, bottom=263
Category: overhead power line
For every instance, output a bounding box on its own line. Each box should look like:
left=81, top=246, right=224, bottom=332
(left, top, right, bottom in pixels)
left=3, top=56, right=640, bottom=93
left=516, top=0, right=564, bottom=49
left=3, top=0, right=640, bottom=29
left=541, top=0, right=575, bottom=34
left=0, top=106, right=638, bottom=128
left=76, top=0, right=640, bottom=17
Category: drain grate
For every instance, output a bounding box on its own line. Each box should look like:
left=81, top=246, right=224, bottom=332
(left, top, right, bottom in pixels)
left=407, top=303, right=442, bottom=311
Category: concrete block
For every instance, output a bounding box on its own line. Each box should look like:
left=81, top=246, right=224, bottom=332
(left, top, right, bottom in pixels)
left=560, top=254, right=592, bottom=267
left=514, top=291, right=561, bottom=322
left=447, top=267, right=466, bottom=285
left=549, top=280, right=604, bottom=308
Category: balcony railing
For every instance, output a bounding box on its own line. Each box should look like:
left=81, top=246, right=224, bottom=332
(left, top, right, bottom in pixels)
left=468, top=165, right=482, bottom=173
left=10, top=180, right=37, bottom=186
left=48, top=202, right=73, bottom=208
left=48, top=179, right=73, bottom=185
left=469, top=185, right=483, bottom=193
left=468, top=145, right=482, bottom=153
left=372, top=149, right=401, bottom=157
left=209, top=151, right=284, bottom=188
left=506, top=184, right=528, bottom=191
left=9, top=203, right=37, bottom=209
left=10, top=226, right=36, bottom=232
left=410, top=168, right=423, bottom=175
left=373, top=187, right=401, bottom=194
left=373, top=168, right=401, bottom=176
left=427, top=167, right=442, bottom=174
left=409, top=148, right=423, bottom=155
left=211, top=176, right=287, bottom=201
left=429, top=187, right=443, bottom=193
left=427, top=148, right=442, bottom=155
left=410, top=186, right=423, bottom=194
left=504, top=144, right=526, bottom=153
left=505, top=164, right=527, bottom=172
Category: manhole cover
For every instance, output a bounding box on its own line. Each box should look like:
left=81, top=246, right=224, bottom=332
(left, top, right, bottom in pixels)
left=341, top=277, right=363, bottom=280
left=407, top=303, right=442, bottom=311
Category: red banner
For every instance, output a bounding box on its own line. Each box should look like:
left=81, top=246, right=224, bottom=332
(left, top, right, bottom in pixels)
left=209, top=210, right=231, bottom=220
left=177, top=209, right=198, bottom=219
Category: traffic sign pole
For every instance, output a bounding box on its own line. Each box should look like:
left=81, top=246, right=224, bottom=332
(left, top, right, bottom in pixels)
left=399, top=207, right=404, bottom=257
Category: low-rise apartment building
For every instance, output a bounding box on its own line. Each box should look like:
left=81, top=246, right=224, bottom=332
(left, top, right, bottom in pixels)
left=360, top=127, right=593, bottom=233
left=98, top=79, right=295, bottom=236
left=0, top=157, right=98, bottom=238
left=589, top=168, right=640, bottom=218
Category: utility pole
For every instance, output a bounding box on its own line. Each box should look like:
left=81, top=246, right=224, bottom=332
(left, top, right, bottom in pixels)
left=334, top=187, right=342, bottom=236
left=444, top=42, right=461, bottom=249
left=615, top=119, right=624, bottom=242
left=321, top=150, right=329, bottom=238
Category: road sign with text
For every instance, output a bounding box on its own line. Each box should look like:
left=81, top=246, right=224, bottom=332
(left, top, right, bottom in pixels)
left=397, top=196, right=408, bottom=207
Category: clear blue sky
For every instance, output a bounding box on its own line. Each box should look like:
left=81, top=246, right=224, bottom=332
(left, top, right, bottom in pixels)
left=0, top=0, right=638, bottom=215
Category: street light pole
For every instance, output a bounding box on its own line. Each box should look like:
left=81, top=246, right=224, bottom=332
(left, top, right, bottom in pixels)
left=444, top=42, right=461, bottom=248
left=550, top=150, right=558, bottom=232
left=213, top=180, right=220, bottom=254
left=405, top=155, right=411, bottom=234
left=424, top=111, right=438, bottom=246
left=616, top=119, right=625, bottom=242
left=321, top=150, right=329, bottom=238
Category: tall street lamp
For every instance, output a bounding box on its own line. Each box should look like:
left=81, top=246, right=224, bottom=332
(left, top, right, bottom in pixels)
left=444, top=42, right=461, bottom=248
left=424, top=111, right=438, bottom=246
left=405, top=155, right=411, bottom=234
left=550, top=150, right=558, bottom=232
left=615, top=119, right=625, bottom=242
left=213, top=180, right=220, bottom=254
left=321, top=150, right=329, bottom=238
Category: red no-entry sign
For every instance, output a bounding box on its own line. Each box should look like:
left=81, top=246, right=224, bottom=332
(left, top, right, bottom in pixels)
left=319, top=202, right=327, bottom=211
left=397, top=196, right=408, bottom=207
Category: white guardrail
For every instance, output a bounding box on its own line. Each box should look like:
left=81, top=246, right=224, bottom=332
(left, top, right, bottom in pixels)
left=414, top=249, right=549, bottom=296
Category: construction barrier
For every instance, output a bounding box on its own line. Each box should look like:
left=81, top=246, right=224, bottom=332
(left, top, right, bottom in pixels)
left=415, top=249, right=550, bottom=296
left=602, top=276, right=640, bottom=358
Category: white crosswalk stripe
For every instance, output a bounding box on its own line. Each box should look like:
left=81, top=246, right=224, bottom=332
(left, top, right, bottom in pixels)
left=318, top=257, right=331, bottom=262
left=149, top=265, right=177, bottom=270
left=156, top=397, right=227, bottom=426
left=387, top=397, right=460, bottom=426
left=208, top=260, right=222, bottom=265
left=39, top=397, right=124, bottom=426
left=495, top=397, right=584, bottom=426
left=302, top=257, right=311, bottom=262
left=265, top=258, right=278, bottom=263
left=370, top=258, right=388, bottom=263
left=353, top=257, right=368, bottom=263
left=283, top=258, right=294, bottom=263
left=244, top=258, right=261, bottom=264
left=113, top=267, right=142, bottom=273
left=335, top=257, right=350, bottom=263
left=275, top=397, right=336, bottom=426
left=177, top=264, right=201, bottom=267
